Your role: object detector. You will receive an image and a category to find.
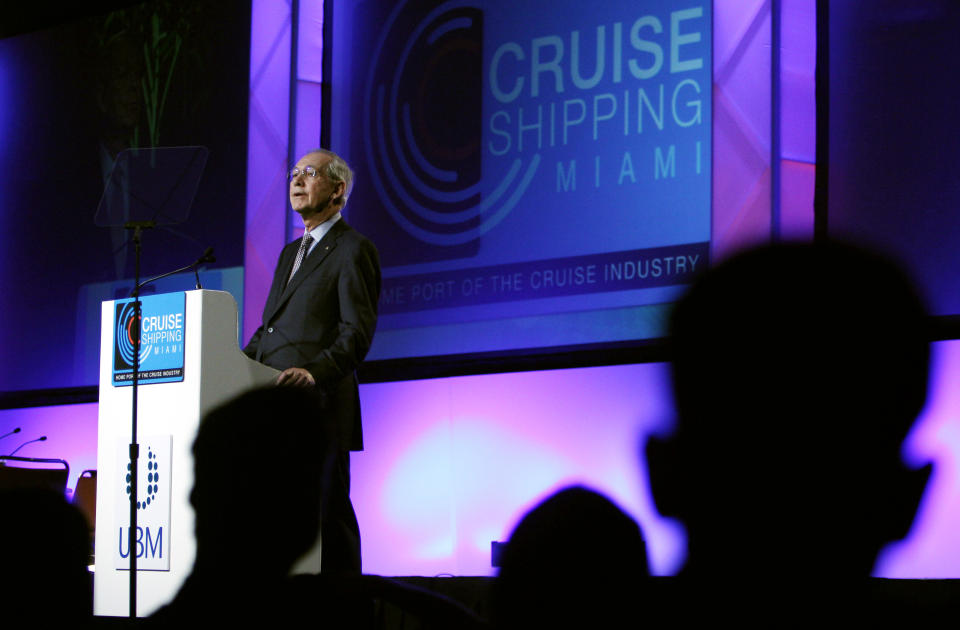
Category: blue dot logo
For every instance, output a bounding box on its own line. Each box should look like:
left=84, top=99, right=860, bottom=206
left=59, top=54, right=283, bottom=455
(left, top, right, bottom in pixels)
left=123, top=447, right=161, bottom=511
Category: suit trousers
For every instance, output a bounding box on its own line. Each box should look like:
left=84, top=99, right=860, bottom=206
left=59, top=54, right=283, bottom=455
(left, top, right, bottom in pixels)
left=322, top=449, right=361, bottom=574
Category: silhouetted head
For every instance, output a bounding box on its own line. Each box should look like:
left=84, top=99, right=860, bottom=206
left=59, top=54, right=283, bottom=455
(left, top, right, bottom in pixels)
left=190, top=386, right=334, bottom=575
left=0, top=488, right=92, bottom=621
left=648, top=241, right=932, bottom=579
left=491, top=485, right=649, bottom=629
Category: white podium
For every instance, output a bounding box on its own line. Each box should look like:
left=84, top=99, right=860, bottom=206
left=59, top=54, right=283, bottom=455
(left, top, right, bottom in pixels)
left=94, top=290, right=281, bottom=616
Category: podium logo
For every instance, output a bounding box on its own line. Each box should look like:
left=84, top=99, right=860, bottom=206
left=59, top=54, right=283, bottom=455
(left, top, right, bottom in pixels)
left=124, top=447, right=160, bottom=511
left=118, top=525, right=163, bottom=560
left=114, top=435, right=172, bottom=569
left=118, top=448, right=164, bottom=561
left=112, top=293, right=186, bottom=386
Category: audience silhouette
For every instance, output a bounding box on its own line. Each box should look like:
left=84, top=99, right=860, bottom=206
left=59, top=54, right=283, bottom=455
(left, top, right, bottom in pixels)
left=0, top=487, right=92, bottom=623
left=646, top=240, right=933, bottom=624
left=490, top=484, right=650, bottom=629
left=147, top=385, right=338, bottom=626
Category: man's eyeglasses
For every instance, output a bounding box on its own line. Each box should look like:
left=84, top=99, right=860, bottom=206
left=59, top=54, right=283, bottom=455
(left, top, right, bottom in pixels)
left=288, top=165, right=323, bottom=181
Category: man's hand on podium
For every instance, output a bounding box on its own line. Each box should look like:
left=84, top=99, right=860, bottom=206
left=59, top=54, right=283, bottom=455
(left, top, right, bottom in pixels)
left=276, top=367, right=316, bottom=388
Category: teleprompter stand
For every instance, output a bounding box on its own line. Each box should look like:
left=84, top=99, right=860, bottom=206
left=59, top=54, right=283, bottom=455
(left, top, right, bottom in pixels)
left=94, top=147, right=208, bottom=618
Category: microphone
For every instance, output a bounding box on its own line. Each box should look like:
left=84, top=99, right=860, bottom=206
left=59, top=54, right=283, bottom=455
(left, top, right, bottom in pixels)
left=195, top=247, right=216, bottom=264
left=0, top=427, right=21, bottom=441
left=193, top=247, right=216, bottom=289
left=134, top=246, right=217, bottom=294
left=8, top=435, right=46, bottom=456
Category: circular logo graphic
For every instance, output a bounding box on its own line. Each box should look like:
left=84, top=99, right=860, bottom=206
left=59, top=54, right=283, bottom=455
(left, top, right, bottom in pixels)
left=362, top=0, right=540, bottom=246
left=116, top=302, right=153, bottom=368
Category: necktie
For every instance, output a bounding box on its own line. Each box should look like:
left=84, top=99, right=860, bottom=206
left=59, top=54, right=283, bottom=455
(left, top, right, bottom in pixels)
left=288, top=233, right=313, bottom=284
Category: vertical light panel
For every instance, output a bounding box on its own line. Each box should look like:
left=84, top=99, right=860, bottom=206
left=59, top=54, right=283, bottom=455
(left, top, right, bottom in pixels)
left=0, top=42, right=15, bottom=337
left=778, top=0, right=816, bottom=239
left=243, top=0, right=293, bottom=344
left=712, top=0, right=773, bottom=258
left=0, top=45, right=9, bottom=165
left=288, top=0, right=326, bottom=241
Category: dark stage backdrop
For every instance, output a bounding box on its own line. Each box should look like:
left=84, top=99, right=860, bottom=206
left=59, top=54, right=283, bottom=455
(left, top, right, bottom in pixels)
left=328, top=0, right=713, bottom=362
left=0, top=1, right=251, bottom=392
left=826, top=0, right=960, bottom=317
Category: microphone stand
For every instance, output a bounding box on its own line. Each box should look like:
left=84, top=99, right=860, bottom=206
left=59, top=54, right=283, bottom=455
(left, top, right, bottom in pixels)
left=8, top=435, right=46, bottom=456
left=133, top=247, right=216, bottom=295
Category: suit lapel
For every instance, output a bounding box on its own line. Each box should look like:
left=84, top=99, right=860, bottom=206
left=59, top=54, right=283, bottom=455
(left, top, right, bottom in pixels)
left=264, top=221, right=347, bottom=323
left=261, top=241, right=297, bottom=315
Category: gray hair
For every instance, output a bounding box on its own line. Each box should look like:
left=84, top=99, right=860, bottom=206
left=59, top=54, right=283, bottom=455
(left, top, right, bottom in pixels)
left=308, top=149, right=354, bottom=208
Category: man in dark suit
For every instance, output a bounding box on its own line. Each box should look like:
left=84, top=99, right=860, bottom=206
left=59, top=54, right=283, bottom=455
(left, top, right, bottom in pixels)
left=243, top=149, right=381, bottom=574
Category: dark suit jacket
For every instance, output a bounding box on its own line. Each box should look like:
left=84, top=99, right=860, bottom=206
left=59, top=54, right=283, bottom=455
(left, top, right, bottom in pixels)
left=243, top=219, right=381, bottom=451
